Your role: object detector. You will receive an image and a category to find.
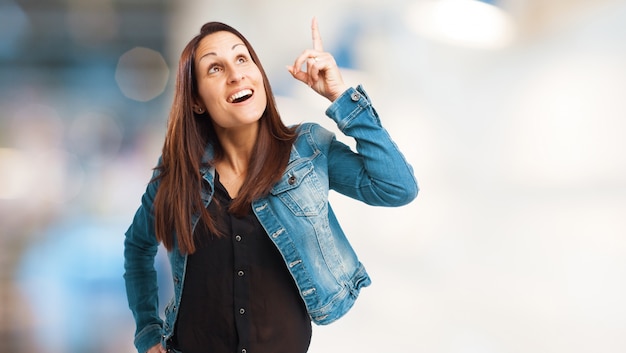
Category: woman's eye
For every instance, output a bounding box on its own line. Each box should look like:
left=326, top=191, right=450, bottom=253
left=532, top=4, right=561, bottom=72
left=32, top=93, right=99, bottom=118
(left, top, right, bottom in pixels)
left=208, top=65, right=221, bottom=74
left=237, top=56, right=247, bottom=64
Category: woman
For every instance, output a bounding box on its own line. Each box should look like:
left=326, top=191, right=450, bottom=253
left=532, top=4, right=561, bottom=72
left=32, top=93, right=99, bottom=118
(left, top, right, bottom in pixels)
left=124, top=18, right=418, bottom=353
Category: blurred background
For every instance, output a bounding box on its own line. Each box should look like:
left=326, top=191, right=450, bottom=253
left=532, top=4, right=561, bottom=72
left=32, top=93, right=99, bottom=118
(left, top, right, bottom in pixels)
left=1, top=0, right=625, bottom=352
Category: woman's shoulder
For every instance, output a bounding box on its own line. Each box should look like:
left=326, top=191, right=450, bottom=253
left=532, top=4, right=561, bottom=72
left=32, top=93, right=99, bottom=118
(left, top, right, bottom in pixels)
left=293, top=122, right=333, bottom=138
left=291, top=122, right=335, bottom=154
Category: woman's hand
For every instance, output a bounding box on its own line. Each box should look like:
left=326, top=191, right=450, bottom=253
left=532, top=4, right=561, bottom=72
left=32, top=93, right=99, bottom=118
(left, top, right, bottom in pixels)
left=287, top=17, right=348, bottom=102
left=146, top=343, right=166, bottom=353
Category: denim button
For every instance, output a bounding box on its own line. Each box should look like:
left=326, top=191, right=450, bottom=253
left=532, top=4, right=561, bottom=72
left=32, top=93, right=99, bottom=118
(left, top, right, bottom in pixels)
left=235, top=235, right=242, bottom=242
left=351, top=92, right=360, bottom=101
left=237, top=270, right=244, bottom=277
left=242, top=349, right=247, bottom=353
left=288, top=175, right=296, bottom=185
left=239, top=308, right=245, bottom=314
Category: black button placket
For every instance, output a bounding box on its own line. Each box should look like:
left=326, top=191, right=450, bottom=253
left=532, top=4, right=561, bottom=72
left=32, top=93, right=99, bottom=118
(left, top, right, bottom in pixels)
left=232, top=214, right=250, bottom=353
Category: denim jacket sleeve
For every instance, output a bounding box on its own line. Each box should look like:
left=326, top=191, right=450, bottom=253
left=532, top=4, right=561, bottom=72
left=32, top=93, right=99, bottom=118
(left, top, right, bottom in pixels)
left=324, top=85, right=418, bottom=205
left=123, top=166, right=164, bottom=353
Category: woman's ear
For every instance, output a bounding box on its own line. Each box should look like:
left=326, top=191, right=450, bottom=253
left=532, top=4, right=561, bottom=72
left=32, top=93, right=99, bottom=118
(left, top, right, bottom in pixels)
left=192, top=103, right=205, bottom=114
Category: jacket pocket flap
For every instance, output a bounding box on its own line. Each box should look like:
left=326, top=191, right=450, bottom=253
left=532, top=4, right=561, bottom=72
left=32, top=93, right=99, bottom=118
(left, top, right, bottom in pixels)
left=271, top=160, right=313, bottom=194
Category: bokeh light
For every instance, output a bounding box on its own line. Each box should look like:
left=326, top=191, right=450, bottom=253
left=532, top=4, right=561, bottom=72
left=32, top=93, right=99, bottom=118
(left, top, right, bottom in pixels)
left=0, top=148, right=34, bottom=200
left=115, top=46, right=170, bottom=102
left=407, top=0, right=517, bottom=49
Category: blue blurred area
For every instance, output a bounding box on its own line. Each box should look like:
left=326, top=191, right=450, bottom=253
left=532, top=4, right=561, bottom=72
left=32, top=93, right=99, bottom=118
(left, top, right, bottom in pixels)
left=18, top=219, right=131, bottom=352
left=0, top=1, right=171, bottom=352
left=0, top=1, right=29, bottom=59
left=0, top=0, right=170, bottom=141
left=16, top=217, right=172, bottom=353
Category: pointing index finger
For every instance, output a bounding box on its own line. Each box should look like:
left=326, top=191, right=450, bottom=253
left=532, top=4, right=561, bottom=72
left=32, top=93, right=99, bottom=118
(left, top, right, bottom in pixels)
left=311, top=16, right=324, bottom=52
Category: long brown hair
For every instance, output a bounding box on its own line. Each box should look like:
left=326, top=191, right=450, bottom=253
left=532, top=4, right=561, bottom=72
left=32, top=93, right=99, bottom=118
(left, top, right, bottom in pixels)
left=153, top=22, right=297, bottom=254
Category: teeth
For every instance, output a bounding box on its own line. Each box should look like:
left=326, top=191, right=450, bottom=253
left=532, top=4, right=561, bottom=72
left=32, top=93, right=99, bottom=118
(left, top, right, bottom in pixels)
left=228, top=89, right=253, bottom=103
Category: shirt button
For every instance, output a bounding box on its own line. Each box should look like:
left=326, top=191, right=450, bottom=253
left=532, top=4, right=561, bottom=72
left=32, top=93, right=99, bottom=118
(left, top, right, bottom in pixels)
left=235, top=235, right=242, bottom=242
left=351, top=92, right=361, bottom=101
left=242, top=349, right=247, bottom=353
left=239, top=308, right=245, bottom=314
left=237, top=270, right=244, bottom=277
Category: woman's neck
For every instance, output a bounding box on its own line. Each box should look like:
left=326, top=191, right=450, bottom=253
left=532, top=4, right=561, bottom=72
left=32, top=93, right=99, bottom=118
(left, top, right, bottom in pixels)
left=213, top=123, right=258, bottom=198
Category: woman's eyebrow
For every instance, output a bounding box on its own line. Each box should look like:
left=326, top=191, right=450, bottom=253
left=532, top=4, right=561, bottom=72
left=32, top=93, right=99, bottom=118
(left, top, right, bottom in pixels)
left=199, top=43, right=246, bottom=62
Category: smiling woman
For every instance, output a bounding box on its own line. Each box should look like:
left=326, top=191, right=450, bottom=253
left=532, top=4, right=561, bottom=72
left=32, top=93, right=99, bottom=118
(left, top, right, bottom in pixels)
left=193, top=31, right=268, bottom=142
left=123, top=18, right=418, bottom=353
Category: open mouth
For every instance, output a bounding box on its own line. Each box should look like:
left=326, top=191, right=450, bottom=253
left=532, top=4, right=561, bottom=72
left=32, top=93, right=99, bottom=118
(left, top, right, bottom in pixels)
left=228, top=89, right=253, bottom=103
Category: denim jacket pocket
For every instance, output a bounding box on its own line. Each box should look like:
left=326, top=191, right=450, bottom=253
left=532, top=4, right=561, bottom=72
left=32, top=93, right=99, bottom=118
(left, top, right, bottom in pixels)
left=270, top=159, right=326, bottom=216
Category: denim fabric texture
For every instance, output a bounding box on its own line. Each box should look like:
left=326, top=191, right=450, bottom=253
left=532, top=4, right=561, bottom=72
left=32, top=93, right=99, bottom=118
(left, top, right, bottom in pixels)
left=123, top=85, right=419, bottom=353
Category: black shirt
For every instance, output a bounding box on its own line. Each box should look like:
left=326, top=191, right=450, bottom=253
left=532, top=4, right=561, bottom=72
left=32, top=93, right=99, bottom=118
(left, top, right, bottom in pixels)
left=172, top=174, right=312, bottom=353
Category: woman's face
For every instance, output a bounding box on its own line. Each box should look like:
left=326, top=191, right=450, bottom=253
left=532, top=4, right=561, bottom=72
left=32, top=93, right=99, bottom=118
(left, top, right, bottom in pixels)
left=194, top=31, right=267, bottom=132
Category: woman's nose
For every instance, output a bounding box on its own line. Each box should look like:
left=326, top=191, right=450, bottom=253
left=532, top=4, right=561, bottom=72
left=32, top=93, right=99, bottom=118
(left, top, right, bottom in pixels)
left=228, top=68, right=244, bottom=83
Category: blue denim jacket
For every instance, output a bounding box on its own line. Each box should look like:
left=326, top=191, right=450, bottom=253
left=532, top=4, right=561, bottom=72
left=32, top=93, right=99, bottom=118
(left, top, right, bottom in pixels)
left=123, top=85, right=418, bottom=353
